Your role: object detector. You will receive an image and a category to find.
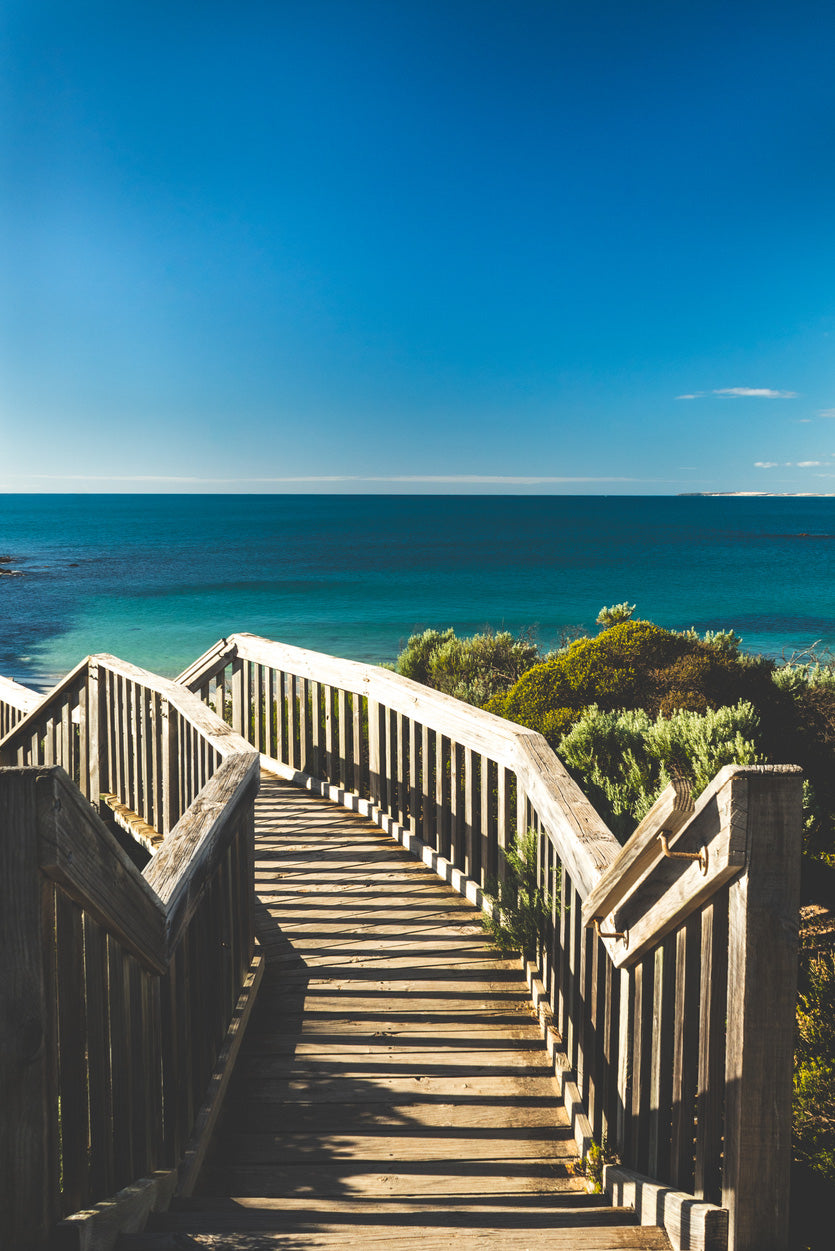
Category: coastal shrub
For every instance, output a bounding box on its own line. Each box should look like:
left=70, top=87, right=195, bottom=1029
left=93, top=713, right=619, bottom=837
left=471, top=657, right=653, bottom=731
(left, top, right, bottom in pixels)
left=596, top=602, right=636, bottom=627
left=795, top=952, right=835, bottom=1179
left=483, top=828, right=554, bottom=959
left=394, top=627, right=541, bottom=706
left=557, top=700, right=764, bottom=840
left=485, top=620, right=690, bottom=736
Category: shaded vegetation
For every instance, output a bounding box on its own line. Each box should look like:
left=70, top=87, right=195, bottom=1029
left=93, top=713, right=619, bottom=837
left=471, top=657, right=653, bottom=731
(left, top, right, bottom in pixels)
left=482, top=828, right=554, bottom=960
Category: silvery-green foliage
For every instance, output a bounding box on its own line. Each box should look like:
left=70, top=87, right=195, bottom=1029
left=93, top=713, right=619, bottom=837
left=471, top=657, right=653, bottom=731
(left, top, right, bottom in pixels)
left=557, top=700, right=763, bottom=840
left=595, top=601, right=636, bottom=627
left=395, top=627, right=541, bottom=707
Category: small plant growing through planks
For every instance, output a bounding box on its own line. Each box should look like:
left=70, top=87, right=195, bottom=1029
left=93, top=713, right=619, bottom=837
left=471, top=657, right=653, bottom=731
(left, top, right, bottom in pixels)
left=482, top=828, right=558, bottom=960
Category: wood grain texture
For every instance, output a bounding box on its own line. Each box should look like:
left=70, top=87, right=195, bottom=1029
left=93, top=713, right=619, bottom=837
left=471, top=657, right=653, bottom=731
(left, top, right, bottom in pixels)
left=721, top=767, right=802, bottom=1251
left=582, top=780, right=694, bottom=928
left=0, top=769, right=60, bottom=1247
left=37, top=769, right=167, bottom=973
left=140, top=775, right=671, bottom=1250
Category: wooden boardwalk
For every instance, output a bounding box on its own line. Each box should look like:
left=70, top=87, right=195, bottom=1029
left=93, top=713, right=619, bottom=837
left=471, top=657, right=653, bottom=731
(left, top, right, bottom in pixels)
left=122, top=774, right=669, bottom=1249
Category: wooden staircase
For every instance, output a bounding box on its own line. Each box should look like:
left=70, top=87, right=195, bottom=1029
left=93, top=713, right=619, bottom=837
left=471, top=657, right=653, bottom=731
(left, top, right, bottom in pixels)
left=118, top=776, right=669, bottom=1249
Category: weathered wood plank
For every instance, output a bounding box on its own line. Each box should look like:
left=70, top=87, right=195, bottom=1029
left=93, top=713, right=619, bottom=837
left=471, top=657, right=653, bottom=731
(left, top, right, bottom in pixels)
left=0, top=770, right=61, bottom=1247
left=582, top=780, right=695, bottom=929
left=721, top=766, right=802, bottom=1251
left=37, top=769, right=167, bottom=972
left=145, top=752, right=260, bottom=949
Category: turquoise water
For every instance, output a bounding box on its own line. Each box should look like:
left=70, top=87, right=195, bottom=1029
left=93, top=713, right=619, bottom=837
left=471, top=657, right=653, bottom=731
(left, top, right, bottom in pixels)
left=2, top=494, right=835, bottom=691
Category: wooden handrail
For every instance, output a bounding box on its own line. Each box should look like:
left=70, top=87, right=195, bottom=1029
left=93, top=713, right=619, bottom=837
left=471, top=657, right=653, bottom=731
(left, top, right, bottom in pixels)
left=180, top=632, right=803, bottom=1251
left=1, top=749, right=259, bottom=1248
left=1, top=643, right=262, bottom=1249
left=0, top=673, right=41, bottom=739
left=147, top=751, right=260, bottom=948
left=0, top=672, right=40, bottom=712
left=37, top=768, right=168, bottom=972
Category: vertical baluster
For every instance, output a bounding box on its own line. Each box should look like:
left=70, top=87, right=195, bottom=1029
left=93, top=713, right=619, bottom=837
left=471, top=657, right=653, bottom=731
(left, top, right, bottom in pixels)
left=214, top=670, right=226, bottom=722
left=421, top=725, right=434, bottom=847
left=61, top=698, right=72, bottom=779
left=253, top=664, right=264, bottom=754
left=481, top=758, right=496, bottom=889
left=395, top=711, right=405, bottom=824
left=352, top=691, right=364, bottom=795
left=78, top=680, right=90, bottom=800
left=368, top=699, right=383, bottom=807
left=601, top=949, right=621, bottom=1146
left=275, top=670, right=285, bottom=765
left=162, top=700, right=178, bottom=835
left=287, top=674, right=298, bottom=770
left=140, top=687, right=152, bottom=824
left=231, top=658, right=244, bottom=738
left=151, top=694, right=162, bottom=835
left=408, top=718, right=419, bottom=835
left=670, top=913, right=700, bottom=1192
left=648, top=933, right=676, bottom=1183
left=326, top=686, right=337, bottom=783
left=121, top=676, right=132, bottom=808
left=265, top=668, right=276, bottom=762
left=435, top=733, right=449, bottom=859
left=130, top=682, right=141, bottom=814
left=309, top=680, right=321, bottom=777
left=497, top=768, right=510, bottom=885
left=298, top=677, right=310, bottom=774
left=463, top=747, right=475, bottom=879
left=631, top=953, right=654, bottom=1173
left=448, top=741, right=460, bottom=865
left=83, top=915, right=114, bottom=1202
left=695, top=896, right=728, bottom=1204
left=337, top=688, right=348, bottom=788
left=108, top=940, right=134, bottom=1190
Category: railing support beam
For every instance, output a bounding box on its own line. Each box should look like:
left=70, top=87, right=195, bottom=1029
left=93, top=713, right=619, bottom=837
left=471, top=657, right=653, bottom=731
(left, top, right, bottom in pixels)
left=721, top=767, right=802, bottom=1251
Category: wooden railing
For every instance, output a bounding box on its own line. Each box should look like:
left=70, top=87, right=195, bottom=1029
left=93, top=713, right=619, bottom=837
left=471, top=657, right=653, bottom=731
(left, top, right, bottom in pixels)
left=181, top=633, right=803, bottom=1251
left=0, top=653, right=251, bottom=835
left=0, top=656, right=260, bottom=1250
left=0, top=671, right=40, bottom=737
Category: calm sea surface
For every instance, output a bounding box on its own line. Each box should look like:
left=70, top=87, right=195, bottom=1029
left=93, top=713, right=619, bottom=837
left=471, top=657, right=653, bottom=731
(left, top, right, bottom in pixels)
left=2, top=494, right=835, bottom=691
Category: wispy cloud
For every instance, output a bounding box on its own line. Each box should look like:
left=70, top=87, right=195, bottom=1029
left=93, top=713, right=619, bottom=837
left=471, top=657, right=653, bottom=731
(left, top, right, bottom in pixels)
left=678, top=387, right=798, bottom=400
left=819, top=409, right=835, bottom=418
left=754, top=461, right=779, bottom=468
left=6, top=473, right=645, bottom=486
left=797, top=461, right=823, bottom=468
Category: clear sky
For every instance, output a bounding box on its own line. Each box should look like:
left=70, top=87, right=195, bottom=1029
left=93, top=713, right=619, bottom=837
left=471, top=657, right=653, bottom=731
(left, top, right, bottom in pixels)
left=2, top=1, right=835, bottom=494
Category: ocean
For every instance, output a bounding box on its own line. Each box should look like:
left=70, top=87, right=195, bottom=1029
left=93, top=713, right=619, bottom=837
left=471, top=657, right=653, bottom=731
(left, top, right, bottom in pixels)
left=2, top=494, right=835, bottom=692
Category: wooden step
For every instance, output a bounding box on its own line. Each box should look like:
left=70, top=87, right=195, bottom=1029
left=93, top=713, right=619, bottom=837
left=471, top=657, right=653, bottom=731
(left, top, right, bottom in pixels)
left=118, top=778, right=669, bottom=1251
left=120, top=1226, right=671, bottom=1250
left=119, top=1195, right=672, bottom=1248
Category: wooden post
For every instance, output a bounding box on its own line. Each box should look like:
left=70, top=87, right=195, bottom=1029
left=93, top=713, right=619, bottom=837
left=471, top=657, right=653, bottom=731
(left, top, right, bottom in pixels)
left=721, top=767, right=802, bottom=1251
left=0, top=770, right=60, bottom=1248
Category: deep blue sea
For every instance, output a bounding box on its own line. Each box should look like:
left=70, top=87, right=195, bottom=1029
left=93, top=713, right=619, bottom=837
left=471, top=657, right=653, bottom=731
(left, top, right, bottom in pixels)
left=2, top=494, right=835, bottom=692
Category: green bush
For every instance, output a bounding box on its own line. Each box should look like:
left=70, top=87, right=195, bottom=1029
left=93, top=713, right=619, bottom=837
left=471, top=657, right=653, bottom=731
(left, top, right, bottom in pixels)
left=596, top=602, right=636, bottom=627
left=556, top=701, right=763, bottom=840
left=795, top=952, right=835, bottom=1180
left=395, top=627, right=541, bottom=707
left=486, top=620, right=690, bottom=734
left=483, top=828, right=554, bottom=959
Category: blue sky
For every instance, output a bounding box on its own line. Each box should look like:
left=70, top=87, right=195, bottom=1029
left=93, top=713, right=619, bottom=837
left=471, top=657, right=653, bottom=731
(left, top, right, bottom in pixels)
left=2, top=0, right=835, bottom=494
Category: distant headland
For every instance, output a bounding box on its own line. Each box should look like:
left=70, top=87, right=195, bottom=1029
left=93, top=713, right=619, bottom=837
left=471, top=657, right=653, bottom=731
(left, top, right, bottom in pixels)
left=678, top=491, right=835, bottom=497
